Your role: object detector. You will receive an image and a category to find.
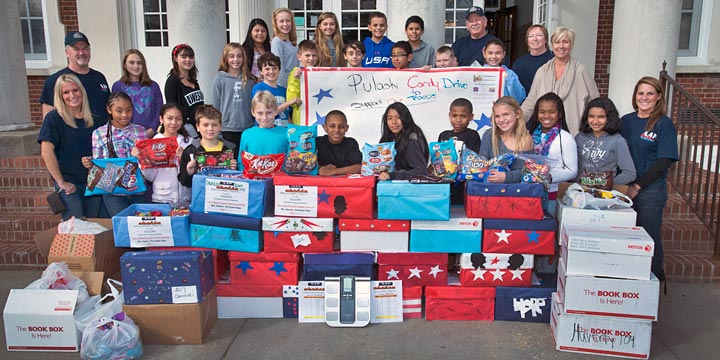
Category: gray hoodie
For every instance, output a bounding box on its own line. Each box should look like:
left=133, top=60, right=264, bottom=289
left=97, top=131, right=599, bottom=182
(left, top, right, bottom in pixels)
left=575, top=132, right=637, bottom=185
left=210, top=71, right=255, bottom=132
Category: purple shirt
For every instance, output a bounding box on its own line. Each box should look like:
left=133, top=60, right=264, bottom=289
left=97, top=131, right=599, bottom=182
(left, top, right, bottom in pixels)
left=111, top=80, right=163, bottom=132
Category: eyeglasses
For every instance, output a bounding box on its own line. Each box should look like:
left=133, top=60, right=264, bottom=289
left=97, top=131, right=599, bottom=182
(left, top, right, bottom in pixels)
left=390, top=53, right=408, bottom=58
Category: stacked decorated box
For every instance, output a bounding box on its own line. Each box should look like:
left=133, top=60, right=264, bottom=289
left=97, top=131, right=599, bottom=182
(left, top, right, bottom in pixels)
left=552, top=223, right=658, bottom=359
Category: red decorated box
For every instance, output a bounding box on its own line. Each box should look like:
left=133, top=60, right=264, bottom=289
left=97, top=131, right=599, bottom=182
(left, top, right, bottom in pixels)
left=376, top=252, right=447, bottom=287
left=425, top=286, right=496, bottom=321
left=458, top=253, right=534, bottom=287
left=229, top=251, right=300, bottom=286
left=155, top=246, right=228, bottom=283
left=465, top=182, right=545, bottom=220
left=482, top=218, right=557, bottom=255
left=403, top=286, right=423, bottom=319
left=262, top=217, right=334, bottom=253
left=339, top=219, right=410, bottom=252
left=273, top=174, right=375, bottom=219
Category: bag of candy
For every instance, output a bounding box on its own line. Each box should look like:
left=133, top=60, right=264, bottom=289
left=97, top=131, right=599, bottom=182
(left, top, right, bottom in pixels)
left=241, top=151, right=285, bottom=179
left=361, top=142, right=396, bottom=176
left=458, top=149, right=490, bottom=181
left=135, top=137, right=178, bottom=169
left=284, top=125, right=318, bottom=175
left=520, top=156, right=552, bottom=190
left=428, top=139, right=458, bottom=179
left=196, top=149, right=234, bottom=172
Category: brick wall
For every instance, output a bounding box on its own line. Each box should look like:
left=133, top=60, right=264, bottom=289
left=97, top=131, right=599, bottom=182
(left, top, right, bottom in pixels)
left=27, top=0, right=78, bottom=126
left=676, top=73, right=720, bottom=110
left=594, top=0, right=614, bottom=96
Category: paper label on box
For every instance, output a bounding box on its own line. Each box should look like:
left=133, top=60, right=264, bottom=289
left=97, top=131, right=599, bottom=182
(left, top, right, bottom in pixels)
left=127, top=216, right=174, bottom=247
left=291, top=234, right=312, bottom=248
left=275, top=185, right=318, bottom=217
left=171, top=286, right=198, bottom=304
left=205, top=179, right=250, bottom=216
left=299, top=281, right=325, bottom=323
left=370, top=281, right=403, bottom=323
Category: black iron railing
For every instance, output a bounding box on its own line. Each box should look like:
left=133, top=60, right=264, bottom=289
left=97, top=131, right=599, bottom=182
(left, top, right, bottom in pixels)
left=660, top=62, right=720, bottom=256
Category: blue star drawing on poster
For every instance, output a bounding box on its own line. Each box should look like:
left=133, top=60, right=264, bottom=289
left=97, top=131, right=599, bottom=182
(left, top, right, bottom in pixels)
left=270, top=262, right=288, bottom=276
left=473, top=113, right=491, bottom=131
left=318, top=189, right=331, bottom=204
left=313, top=111, right=327, bottom=126
left=313, top=88, right=334, bottom=104
left=236, top=261, right=253, bottom=275
left=527, top=231, right=540, bottom=244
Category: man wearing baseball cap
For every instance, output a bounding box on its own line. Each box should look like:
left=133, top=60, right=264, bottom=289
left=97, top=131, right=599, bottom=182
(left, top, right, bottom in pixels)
left=451, top=6, right=500, bottom=67
left=39, top=31, right=110, bottom=125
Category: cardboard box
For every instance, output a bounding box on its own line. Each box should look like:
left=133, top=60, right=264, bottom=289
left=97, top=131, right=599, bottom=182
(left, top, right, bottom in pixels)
left=112, top=204, right=191, bottom=247
left=551, top=292, right=652, bottom=359
left=4, top=289, right=80, bottom=352
left=555, top=188, right=636, bottom=244
left=409, top=206, right=482, bottom=253
left=340, top=230, right=409, bottom=252
left=302, top=252, right=375, bottom=281
left=425, top=286, right=495, bottom=321
left=217, top=296, right=283, bottom=318
left=154, top=247, right=229, bottom=283
left=283, top=285, right=299, bottom=318
left=189, top=212, right=262, bottom=252
left=263, top=217, right=335, bottom=253
left=403, top=286, right=423, bottom=319
left=35, top=218, right=125, bottom=275
left=123, top=288, right=218, bottom=345
left=228, top=251, right=299, bottom=286
left=76, top=271, right=104, bottom=296
left=558, top=257, right=659, bottom=321
left=458, top=253, right=534, bottom=287
left=482, top=217, right=557, bottom=255
left=377, top=181, right=450, bottom=220
left=561, top=224, right=654, bottom=280
left=465, top=182, right=545, bottom=220
left=273, top=174, right=375, bottom=219
left=191, top=172, right=273, bottom=219
left=494, top=274, right=556, bottom=323
left=376, top=252, right=448, bottom=287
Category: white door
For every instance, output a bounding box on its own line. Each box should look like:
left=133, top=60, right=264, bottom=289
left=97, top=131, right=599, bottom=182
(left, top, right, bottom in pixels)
left=133, top=0, right=172, bottom=93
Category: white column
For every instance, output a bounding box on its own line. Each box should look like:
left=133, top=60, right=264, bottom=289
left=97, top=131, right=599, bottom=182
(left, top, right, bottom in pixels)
left=166, top=0, right=226, bottom=98
left=232, top=0, right=274, bottom=42
left=0, top=0, right=33, bottom=131
left=386, top=2, right=445, bottom=50
left=608, top=0, right=682, bottom=115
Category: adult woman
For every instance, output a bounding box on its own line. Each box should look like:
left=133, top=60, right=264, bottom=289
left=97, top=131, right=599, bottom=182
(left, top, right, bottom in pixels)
left=164, top=44, right=204, bottom=136
left=521, top=27, right=599, bottom=136
left=512, top=24, right=554, bottom=95
left=37, top=74, right=101, bottom=220
left=621, top=77, right=678, bottom=283
left=242, top=18, right=271, bottom=81
left=112, top=49, right=163, bottom=138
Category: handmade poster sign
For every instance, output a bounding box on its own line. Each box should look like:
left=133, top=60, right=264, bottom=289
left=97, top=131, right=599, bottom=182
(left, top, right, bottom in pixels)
left=300, top=67, right=503, bottom=146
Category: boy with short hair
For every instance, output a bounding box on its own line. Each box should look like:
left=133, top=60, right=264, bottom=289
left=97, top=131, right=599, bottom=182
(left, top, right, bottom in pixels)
left=343, top=40, right=366, bottom=68
left=483, top=39, right=526, bottom=103
left=439, top=98, right=481, bottom=204
left=287, top=40, right=318, bottom=125
left=362, top=12, right=394, bottom=68
left=316, top=110, right=362, bottom=176
left=435, top=46, right=458, bottom=68
left=390, top=41, right=413, bottom=69
left=237, top=91, right=289, bottom=170
left=405, top=16, right=435, bottom=68
left=251, top=53, right=299, bottom=127
left=179, top=105, right=238, bottom=187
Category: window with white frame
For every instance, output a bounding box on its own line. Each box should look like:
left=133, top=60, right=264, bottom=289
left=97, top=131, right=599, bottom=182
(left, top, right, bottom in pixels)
left=19, top=0, right=47, bottom=60
left=679, top=0, right=702, bottom=57
left=533, top=0, right=552, bottom=31
left=339, top=0, right=378, bottom=43
left=289, top=0, right=323, bottom=42
left=444, top=0, right=474, bottom=45
left=142, top=0, right=168, bottom=47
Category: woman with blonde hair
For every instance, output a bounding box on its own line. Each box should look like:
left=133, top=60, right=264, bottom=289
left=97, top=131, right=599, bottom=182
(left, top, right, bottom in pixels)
left=521, top=27, right=599, bottom=135
left=37, top=74, right=102, bottom=219
left=315, top=12, right=345, bottom=67
left=271, top=7, right=299, bottom=87
left=478, top=96, right=533, bottom=183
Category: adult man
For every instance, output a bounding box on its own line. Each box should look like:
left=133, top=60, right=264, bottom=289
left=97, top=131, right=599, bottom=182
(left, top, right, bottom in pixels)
left=40, top=32, right=110, bottom=125
left=451, top=6, right=499, bottom=67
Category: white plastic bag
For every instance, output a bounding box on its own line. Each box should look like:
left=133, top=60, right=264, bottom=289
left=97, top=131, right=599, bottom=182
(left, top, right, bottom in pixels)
left=562, top=183, right=633, bottom=210
left=26, top=262, right=90, bottom=304
left=80, top=312, right=143, bottom=360
left=75, top=279, right=124, bottom=333
left=58, top=216, right=109, bottom=234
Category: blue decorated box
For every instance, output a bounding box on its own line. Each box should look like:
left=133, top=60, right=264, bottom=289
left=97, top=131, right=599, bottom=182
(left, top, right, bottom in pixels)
left=189, top=212, right=262, bottom=252
left=377, top=181, right=450, bottom=221
left=494, top=274, right=557, bottom=323
left=482, top=217, right=557, bottom=255
left=190, top=171, right=273, bottom=219
left=465, top=182, right=546, bottom=220
left=120, top=250, right=215, bottom=305
left=410, top=206, right=482, bottom=253
left=112, top=204, right=191, bottom=248
left=302, top=252, right=375, bottom=281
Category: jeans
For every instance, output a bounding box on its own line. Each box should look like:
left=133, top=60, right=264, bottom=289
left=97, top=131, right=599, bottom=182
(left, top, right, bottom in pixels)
left=102, top=194, right=146, bottom=217
left=632, top=180, right=668, bottom=281
left=55, top=181, right=103, bottom=220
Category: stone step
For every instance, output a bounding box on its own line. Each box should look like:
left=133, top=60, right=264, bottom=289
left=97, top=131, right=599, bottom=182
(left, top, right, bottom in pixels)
left=0, top=212, right=61, bottom=245
left=0, top=243, right=46, bottom=271
left=0, top=156, right=45, bottom=170
left=665, top=253, right=720, bottom=283
left=663, top=218, right=715, bottom=257
left=0, top=189, right=56, bottom=213
left=0, top=170, right=54, bottom=190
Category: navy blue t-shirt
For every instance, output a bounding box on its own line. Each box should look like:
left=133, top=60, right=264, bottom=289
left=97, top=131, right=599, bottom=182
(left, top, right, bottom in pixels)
left=512, top=50, right=554, bottom=95
left=620, top=113, right=678, bottom=186
left=452, top=33, right=502, bottom=67
left=37, top=110, right=98, bottom=184
left=39, top=68, right=110, bottom=125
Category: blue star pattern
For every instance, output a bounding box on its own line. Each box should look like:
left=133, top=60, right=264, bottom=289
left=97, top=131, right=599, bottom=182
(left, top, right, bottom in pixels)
left=318, top=189, right=331, bottom=204
left=527, top=231, right=540, bottom=244
left=473, top=113, right=492, bottom=131
left=273, top=231, right=281, bottom=238
left=235, top=261, right=254, bottom=275
left=269, top=262, right=288, bottom=276
left=312, top=111, right=327, bottom=126
left=313, top=88, right=334, bottom=104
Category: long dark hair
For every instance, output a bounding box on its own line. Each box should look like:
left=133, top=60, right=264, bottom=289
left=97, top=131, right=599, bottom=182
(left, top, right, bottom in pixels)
left=526, top=92, right=569, bottom=132
left=242, top=18, right=271, bottom=73
left=579, top=97, right=621, bottom=135
left=157, top=103, right=190, bottom=143
left=379, top=102, right=429, bottom=163
left=169, top=44, right=198, bottom=85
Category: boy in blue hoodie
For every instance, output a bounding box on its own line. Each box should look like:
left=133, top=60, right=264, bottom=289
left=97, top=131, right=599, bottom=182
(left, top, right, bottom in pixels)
left=362, top=12, right=394, bottom=68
